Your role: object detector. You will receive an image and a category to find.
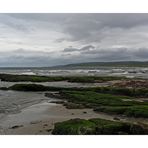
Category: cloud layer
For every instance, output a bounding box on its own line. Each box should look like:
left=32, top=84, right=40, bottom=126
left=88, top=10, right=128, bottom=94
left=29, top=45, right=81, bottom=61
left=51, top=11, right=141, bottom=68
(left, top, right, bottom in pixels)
left=0, top=14, right=148, bottom=66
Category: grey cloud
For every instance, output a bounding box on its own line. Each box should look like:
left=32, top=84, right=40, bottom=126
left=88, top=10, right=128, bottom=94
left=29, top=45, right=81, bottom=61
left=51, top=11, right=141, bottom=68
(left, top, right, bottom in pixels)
left=80, top=45, right=95, bottom=51
left=81, top=47, right=132, bottom=61
left=0, top=14, right=32, bottom=32
left=61, top=14, right=148, bottom=42
left=82, top=47, right=127, bottom=54
left=63, top=45, right=95, bottom=52
left=62, top=47, right=133, bottom=62
left=134, top=48, right=148, bottom=58
left=63, top=47, right=79, bottom=52
left=8, top=13, right=148, bottom=28
left=0, top=51, right=61, bottom=67
left=1, top=14, right=148, bottom=67
left=67, top=47, right=148, bottom=62
left=0, top=47, right=148, bottom=67
left=8, top=14, right=148, bottom=42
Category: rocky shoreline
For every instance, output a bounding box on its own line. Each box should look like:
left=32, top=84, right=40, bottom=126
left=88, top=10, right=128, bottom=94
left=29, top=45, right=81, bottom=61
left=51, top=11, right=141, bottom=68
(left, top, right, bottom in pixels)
left=0, top=74, right=148, bottom=135
left=0, top=102, right=121, bottom=135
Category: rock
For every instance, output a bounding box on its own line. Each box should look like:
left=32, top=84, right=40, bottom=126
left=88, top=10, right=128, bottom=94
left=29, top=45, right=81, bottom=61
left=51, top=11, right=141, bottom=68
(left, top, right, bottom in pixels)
left=50, top=101, right=65, bottom=104
left=46, top=129, right=52, bottom=132
left=64, top=102, right=85, bottom=109
left=43, top=124, right=48, bottom=127
left=113, top=117, right=120, bottom=121
left=45, top=93, right=61, bottom=99
left=83, top=111, right=87, bottom=114
left=10, top=125, right=23, bottom=129
left=30, top=120, right=41, bottom=124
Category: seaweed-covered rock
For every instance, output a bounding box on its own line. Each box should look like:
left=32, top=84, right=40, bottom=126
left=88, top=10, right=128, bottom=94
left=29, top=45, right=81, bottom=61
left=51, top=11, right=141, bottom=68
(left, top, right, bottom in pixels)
left=52, top=118, right=96, bottom=135
left=63, top=102, right=86, bottom=109
left=52, top=118, right=148, bottom=135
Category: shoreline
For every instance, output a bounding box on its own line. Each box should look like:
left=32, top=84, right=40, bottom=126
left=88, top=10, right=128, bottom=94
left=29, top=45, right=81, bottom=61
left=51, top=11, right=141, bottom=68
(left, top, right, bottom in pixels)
left=0, top=102, right=119, bottom=135
left=0, top=73, right=148, bottom=135
left=0, top=101, right=147, bottom=135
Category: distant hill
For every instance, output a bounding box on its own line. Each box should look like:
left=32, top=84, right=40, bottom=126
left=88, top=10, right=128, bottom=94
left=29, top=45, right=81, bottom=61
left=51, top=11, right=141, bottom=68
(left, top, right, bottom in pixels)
left=50, top=61, right=148, bottom=69
left=1, top=61, right=148, bottom=69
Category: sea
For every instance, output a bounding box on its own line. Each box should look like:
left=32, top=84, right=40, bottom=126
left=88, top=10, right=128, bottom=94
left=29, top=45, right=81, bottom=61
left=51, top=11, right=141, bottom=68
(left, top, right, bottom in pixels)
left=0, top=67, right=148, bottom=78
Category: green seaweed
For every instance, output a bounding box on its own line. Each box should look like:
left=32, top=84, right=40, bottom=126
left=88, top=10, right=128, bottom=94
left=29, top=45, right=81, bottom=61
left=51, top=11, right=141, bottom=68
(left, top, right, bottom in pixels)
left=52, top=118, right=148, bottom=135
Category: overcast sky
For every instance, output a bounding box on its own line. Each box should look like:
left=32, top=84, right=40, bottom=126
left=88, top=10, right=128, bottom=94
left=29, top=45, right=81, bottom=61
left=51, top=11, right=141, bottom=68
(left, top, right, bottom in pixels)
left=1, top=13, right=148, bottom=67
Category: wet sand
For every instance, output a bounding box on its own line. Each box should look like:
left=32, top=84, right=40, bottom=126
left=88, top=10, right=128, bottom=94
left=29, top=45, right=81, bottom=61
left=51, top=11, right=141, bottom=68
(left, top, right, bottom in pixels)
left=0, top=102, right=117, bottom=135
left=0, top=90, right=52, bottom=114
left=0, top=101, right=147, bottom=135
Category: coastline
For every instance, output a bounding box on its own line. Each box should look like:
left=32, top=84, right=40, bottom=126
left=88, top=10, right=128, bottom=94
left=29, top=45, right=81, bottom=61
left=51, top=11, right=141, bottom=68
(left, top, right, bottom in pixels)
left=0, top=102, right=117, bottom=135
left=0, top=74, right=148, bottom=134
left=0, top=101, right=147, bottom=135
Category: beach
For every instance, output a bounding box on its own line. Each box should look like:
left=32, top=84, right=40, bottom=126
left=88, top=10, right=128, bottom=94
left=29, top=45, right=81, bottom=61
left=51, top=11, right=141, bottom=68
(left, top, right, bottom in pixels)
left=0, top=100, right=147, bottom=135
left=0, top=69, right=148, bottom=134
left=0, top=102, right=116, bottom=135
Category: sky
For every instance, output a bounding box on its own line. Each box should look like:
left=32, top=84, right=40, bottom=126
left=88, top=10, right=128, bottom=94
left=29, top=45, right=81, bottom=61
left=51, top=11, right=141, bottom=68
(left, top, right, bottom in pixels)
left=1, top=13, right=148, bottom=67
